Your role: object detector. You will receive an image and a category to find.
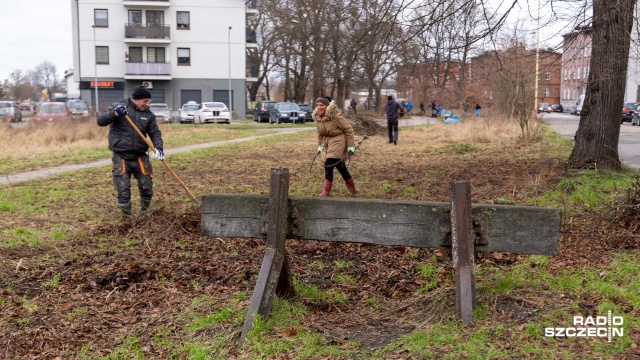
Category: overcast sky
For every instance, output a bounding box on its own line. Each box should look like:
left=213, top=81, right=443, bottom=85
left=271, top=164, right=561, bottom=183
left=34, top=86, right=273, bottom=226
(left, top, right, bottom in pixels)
left=0, top=1, right=73, bottom=81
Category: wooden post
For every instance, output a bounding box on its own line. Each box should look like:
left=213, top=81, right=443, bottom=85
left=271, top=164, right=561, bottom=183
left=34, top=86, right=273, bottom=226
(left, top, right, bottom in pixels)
left=239, top=168, right=293, bottom=345
left=451, top=180, right=475, bottom=324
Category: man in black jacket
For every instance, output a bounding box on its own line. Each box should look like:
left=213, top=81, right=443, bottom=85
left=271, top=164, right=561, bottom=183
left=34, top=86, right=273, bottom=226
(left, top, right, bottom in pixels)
left=97, top=85, right=165, bottom=216
left=384, top=95, right=403, bottom=145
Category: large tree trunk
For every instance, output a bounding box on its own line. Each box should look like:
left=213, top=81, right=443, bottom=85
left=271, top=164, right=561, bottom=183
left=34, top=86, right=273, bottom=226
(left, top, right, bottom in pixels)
left=567, top=0, right=636, bottom=171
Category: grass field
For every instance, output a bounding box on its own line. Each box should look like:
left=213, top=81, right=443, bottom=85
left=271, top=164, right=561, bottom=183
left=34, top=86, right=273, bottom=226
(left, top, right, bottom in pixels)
left=0, top=114, right=638, bottom=359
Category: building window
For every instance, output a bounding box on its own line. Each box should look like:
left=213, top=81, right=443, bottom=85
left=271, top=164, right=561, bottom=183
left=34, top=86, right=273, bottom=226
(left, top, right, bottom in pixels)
left=129, top=10, right=142, bottom=25
left=146, top=10, right=164, bottom=26
left=177, top=11, right=190, bottom=29
left=544, top=88, right=550, bottom=97
left=147, top=47, right=166, bottom=63
left=577, top=67, right=581, bottom=79
left=545, top=70, right=551, bottom=80
left=94, top=9, right=108, bottom=27
left=128, top=47, right=143, bottom=63
left=178, top=48, right=190, bottom=65
left=96, top=46, right=109, bottom=64
left=583, top=66, right=588, bottom=79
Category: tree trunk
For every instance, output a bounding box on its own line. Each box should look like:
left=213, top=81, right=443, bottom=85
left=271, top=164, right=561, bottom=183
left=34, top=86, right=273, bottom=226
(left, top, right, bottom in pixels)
left=567, top=0, right=636, bottom=171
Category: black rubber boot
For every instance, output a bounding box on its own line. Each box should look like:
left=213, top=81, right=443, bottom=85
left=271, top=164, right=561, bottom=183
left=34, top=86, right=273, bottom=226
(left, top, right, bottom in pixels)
left=139, top=198, right=151, bottom=212
left=118, top=202, right=132, bottom=217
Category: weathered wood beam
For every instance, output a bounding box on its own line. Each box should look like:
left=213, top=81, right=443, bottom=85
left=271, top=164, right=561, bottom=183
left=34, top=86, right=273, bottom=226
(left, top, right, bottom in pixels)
left=202, top=195, right=560, bottom=255
left=239, top=169, right=293, bottom=345
left=451, top=181, right=475, bottom=324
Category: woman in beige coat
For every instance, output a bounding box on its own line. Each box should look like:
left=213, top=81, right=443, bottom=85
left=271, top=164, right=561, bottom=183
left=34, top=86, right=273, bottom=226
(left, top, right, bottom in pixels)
left=313, top=96, right=356, bottom=196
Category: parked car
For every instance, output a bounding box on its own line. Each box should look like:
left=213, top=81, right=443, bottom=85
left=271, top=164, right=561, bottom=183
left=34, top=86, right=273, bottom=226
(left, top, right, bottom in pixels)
left=194, top=102, right=231, bottom=124
left=179, top=101, right=200, bottom=123
left=0, top=101, right=22, bottom=122
left=621, top=102, right=640, bottom=123
left=19, top=101, right=32, bottom=111
left=253, top=100, right=277, bottom=123
left=34, top=102, right=70, bottom=121
left=149, top=103, right=172, bottom=123
left=269, top=102, right=306, bottom=124
left=632, top=105, right=640, bottom=126
left=552, top=104, right=563, bottom=112
left=66, top=100, right=90, bottom=120
left=537, top=103, right=552, bottom=113
left=297, top=103, right=314, bottom=122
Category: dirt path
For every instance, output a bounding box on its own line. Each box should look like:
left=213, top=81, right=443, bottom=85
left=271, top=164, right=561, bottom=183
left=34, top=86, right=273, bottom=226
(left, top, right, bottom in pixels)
left=0, top=127, right=314, bottom=186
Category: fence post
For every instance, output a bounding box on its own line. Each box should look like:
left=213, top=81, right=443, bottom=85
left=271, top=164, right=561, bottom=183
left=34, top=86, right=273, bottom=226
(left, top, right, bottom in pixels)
left=239, top=168, right=293, bottom=345
left=451, top=180, right=476, bottom=324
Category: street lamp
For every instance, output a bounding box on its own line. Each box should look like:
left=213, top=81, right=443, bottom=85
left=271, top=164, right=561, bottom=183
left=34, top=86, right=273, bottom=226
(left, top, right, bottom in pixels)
left=93, top=25, right=99, bottom=116
left=228, top=26, right=233, bottom=116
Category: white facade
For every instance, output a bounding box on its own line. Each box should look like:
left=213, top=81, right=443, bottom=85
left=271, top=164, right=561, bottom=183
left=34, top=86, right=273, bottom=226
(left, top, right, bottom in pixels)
left=624, top=5, right=640, bottom=103
left=71, top=0, right=256, bottom=117
left=64, top=69, right=81, bottom=98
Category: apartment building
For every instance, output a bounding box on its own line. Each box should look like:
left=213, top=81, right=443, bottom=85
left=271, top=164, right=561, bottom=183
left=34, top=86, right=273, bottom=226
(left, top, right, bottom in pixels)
left=561, top=27, right=591, bottom=110
left=537, top=50, right=562, bottom=106
left=70, top=0, right=258, bottom=118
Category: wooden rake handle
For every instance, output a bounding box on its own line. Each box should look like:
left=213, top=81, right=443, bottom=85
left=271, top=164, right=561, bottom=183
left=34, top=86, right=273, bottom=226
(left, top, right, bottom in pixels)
left=124, top=114, right=199, bottom=204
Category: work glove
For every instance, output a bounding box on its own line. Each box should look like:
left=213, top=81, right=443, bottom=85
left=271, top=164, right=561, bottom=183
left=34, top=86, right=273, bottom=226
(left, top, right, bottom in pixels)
left=114, top=105, right=127, bottom=117
left=348, top=146, right=355, bottom=155
left=317, top=145, right=322, bottom=153
left=153, top=147, right=165, bottom=161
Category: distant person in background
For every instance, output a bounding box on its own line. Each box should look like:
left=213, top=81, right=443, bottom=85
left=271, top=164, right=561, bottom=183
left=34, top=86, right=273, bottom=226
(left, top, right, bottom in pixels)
left=475, top=103, right=482, bottom=116
left=384, top=95, right=403, bottom=145
left=350, top=98, right=357, bottom=114
left=406, top=101, right=413, bottom=115
left=463, top=101, right=470, bottom=116
left=419, top=101, right=425, bottom=115
left=437, top=105, right=443, bottom=117
left=431, top=100, right=437, bottom=117
left=314, top=96, right=356, bottom=197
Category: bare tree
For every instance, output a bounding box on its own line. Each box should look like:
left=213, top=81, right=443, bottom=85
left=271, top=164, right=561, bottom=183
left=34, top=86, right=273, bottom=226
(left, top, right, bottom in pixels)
left=34, top=61, right=61, bottom=97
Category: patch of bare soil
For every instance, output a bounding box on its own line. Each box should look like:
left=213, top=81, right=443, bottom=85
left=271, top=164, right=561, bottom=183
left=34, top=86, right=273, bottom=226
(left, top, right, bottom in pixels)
left=1, top=127, right=639, bottom=358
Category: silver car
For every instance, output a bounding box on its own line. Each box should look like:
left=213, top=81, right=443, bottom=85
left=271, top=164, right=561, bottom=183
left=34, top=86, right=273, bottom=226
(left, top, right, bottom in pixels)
left=149, top=103, right=172, bottom=123
left=179, top=101, right=199, bottom=124
left=0, top=101, right=22, bottom=122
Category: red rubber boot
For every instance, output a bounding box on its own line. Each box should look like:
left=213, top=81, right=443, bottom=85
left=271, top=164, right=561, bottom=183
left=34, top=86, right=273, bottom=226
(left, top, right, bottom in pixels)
left=319, top=180, right=332, bottom=197
left=344, top=177, right=356, bottom=196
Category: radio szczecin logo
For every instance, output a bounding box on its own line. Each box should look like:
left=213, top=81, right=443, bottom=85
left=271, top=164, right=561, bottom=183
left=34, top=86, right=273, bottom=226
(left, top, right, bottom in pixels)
left=545, top=311, right=624, bottom=342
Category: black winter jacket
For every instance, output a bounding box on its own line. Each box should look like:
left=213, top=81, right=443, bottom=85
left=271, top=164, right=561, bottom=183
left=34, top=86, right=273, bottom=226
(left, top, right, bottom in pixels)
left=97, top=98, right=163, bottom=160
left=384, top=99, right=402, bottom=120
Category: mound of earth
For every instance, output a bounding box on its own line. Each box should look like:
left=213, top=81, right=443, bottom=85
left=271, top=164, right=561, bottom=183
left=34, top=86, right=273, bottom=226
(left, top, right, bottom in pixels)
left=346, top=113, right=387, bottom=137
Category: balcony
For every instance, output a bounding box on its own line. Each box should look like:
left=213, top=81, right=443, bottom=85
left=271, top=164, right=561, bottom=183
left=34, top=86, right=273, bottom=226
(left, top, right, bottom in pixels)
left=124, top=61, right=172, bottom=80
left=246, top=0, right=258, bottom=16
left=246, top=64, right=259, bottom=82
left=123, top=0, right=170, bottom=8
left=125, top=24, right=170, bottom=43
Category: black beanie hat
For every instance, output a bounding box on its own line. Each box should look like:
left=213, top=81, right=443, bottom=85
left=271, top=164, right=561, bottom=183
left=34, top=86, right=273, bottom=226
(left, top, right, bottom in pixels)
left=132, top=85, right=152, bottom=99
left=387, top=95, right=393, bottom=101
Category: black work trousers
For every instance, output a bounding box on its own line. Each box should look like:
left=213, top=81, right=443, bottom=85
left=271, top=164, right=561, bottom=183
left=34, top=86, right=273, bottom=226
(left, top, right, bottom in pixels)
left=111, top=153, right=153, bottom=205
left=387, top=119, right=399, bottom=142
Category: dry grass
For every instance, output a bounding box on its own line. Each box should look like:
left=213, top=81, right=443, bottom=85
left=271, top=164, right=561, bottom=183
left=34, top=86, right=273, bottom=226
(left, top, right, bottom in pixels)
left=0, top=118, right=108, bottom=162
left=0, top=118, right=276, bottom=174
left=411, top=115, right=532, bottom=147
